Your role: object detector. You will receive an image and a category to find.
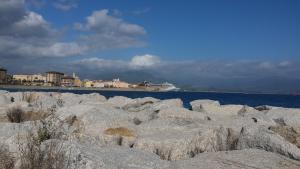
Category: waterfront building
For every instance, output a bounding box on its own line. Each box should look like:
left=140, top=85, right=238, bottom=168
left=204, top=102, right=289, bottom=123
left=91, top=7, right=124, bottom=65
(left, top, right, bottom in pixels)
left=13, top=74, right=46, bottom=85
left=93, top=81, right=105, bottom=88
left=112, top=78, right=130, bottom=88
left=0, top=68, right=7, bottom=84
left=83, top=80, right=94, bottom=87
left=72, top=73, right=82, bottom=87
left=61, top=76, right=75, bottom=87
left=46, top=71, right=64, bottom=86
left=74, top=78, right=82, bottom=87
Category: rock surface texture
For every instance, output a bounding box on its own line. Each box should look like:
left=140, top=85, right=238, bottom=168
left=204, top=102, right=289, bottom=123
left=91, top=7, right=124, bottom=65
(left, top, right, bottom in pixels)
left=0, top=90, right=300, bottom=169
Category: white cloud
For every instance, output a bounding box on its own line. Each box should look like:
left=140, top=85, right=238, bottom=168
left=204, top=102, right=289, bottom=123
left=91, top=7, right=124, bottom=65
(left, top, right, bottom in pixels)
left=72, top=54, right=160, bottom=70
left=74, top=9, right=146, bottom=50
left=279, top=61, right=291, bottom=67
left=52, top=0, right=78, bottom=11
left=16, top=11, right=47, bottom=27
left=72, top=57, right=128, bottom=70
left=0, top=0, right=86, bottom=58
left=258, top=61, right=273, bottom=69
left=81, top=9, right=146, bottom=35
left=132, top=7, right=151, bottom=15
left=130, top=54, right=160, bottom=67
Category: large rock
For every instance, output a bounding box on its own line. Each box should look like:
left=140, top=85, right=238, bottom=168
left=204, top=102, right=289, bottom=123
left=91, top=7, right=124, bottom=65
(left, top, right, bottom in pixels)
left=269, top=126, right=300, bottom=148
left=190, top=99, right=244, bottom=116
left=0, top=94, right=9, bottom=106
left=169, top=149, right=300, bottom=169
left=134, top=123, right=236, bottom=160
left=264, top=107, right=300, bottom=127
left=64, top=141, right=170, bottom=169
left=122, top=97, right=160, bottom=112
left=236, top=126, right=300, bottom=160
left=59, top=92, right=106, bottom=107
left=55, top=104, right=137, bottom=146
left=152, top=99, right=183, bottom=112
left=157, top=107, right=208, bottom=120
left=107, top=96, right=134, bottom=108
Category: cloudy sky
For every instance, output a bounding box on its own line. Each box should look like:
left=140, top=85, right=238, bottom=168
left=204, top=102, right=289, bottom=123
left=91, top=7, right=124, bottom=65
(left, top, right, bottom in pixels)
left=0, top=0, right=300, bottom=93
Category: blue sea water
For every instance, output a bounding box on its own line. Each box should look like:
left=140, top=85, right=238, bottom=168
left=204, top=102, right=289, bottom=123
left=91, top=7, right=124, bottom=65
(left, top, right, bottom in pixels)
left=1, top=88, right=300, bottom=109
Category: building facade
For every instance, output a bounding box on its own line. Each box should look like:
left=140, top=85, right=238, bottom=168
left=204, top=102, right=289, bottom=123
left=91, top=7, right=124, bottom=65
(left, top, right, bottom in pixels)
left=61, top=76, right=75, bottom=87
left=13, top=74, right=46, bottom=84
left=83, top=80, right=94, bottom=87
left=112, top=78, right=130, bottom=88
left=0, top=68, right=7, bottom=84
left=46, top=71, right=64, bottom=86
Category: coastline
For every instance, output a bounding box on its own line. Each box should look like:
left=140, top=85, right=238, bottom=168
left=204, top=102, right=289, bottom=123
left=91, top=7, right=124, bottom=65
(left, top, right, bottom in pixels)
left=0, top=84, right=156, bottom=92
left=0, top=84, right=294, bottom=95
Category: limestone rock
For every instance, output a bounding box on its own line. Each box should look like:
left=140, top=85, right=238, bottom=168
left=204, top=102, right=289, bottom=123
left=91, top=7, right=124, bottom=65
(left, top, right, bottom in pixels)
left=107, top=96, right=134, bottom=108
left=134, top=125, right=235, bottom=161
left=169, top=149, right=300, bottom=169
left=190, top=99, right=244, bottom=116
left=64, top=141, right=170, bottom=169
left=236, top=126, right=300, bottom=160
left=264, top=107, right=300, bottom=127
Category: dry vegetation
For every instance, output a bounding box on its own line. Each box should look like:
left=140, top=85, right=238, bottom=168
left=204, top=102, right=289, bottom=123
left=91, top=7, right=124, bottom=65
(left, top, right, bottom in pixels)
left=3, top=103, right=70, bottom=169
left=18, top=131, right=69, bottom=169
left=22, top=92, right=39, bottom=103
left=104, top=127, right=136, bottom=137
left=17, top=114, right=70, bottom=169
left=6, top=106, right=52, bottom=123
left=0, top=144, right=15, bottom=169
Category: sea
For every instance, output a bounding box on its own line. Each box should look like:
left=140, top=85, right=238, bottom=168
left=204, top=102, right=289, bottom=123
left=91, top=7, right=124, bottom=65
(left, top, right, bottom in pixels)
left=1, top=87, right=300, bottom=109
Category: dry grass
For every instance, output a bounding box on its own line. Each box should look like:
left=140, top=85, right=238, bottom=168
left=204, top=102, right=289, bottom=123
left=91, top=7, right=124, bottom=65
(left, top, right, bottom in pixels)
left=25, top=110, right=52, bottom=121
left=104, top=127, right=136, bottom=137
left=22, top=92, right=38, bottom=103
left=0, top=144, right=15, bottom=169
left=6, top=107, right=52, bottom=123
left=18, top=116, right=69, bottom=169
left=19, top=131, right=69, bottom=169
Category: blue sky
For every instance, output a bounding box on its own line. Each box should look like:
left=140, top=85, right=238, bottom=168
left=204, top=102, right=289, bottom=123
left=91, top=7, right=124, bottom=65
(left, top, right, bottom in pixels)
left=1, top=0, right=300, bottom=93
left=30, top=0, right=300, bottom=61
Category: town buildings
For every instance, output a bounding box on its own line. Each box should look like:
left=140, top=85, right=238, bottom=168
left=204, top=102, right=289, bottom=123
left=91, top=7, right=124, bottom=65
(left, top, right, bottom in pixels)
left=83, top=78, right=130, bottom=89
left=111, top=78, right=130, bottom=88
left=0, top=68, right=7, bottom=84
left=1, top=68, right=168, bottom=90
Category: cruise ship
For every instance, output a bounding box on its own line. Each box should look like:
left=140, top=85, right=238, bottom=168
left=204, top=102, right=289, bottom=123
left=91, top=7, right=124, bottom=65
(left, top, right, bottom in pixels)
left=160, top=82, right=180, bottom=91
left=139, top=81, right=180, bottom=91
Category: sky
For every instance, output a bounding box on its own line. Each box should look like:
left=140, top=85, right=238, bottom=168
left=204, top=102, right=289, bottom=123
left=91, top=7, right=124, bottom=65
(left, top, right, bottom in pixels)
left=0, top=0, right=300, bottom=93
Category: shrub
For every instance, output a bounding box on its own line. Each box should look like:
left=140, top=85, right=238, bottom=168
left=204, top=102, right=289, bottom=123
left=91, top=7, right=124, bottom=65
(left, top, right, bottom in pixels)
left=6, top=107, right=25, bottom=123
left=0, top=144, right=15, bottom=169
left=6, top=107, right=52, bottom=123
left=18, top=118, right=69, bottom=169
left=19, top=132, right=69, bottom=169
left=104, top=127, right=136, bottom=137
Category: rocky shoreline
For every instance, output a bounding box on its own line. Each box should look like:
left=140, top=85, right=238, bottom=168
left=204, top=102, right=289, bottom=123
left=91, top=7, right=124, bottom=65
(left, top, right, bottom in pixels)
left=0, top=90, right=300, bottom=169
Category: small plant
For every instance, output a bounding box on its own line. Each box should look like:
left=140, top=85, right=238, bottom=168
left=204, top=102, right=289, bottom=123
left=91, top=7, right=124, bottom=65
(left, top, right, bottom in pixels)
left=6, top=106, right=25, bottom=123
left=0, top=144, right=15, bottom=169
